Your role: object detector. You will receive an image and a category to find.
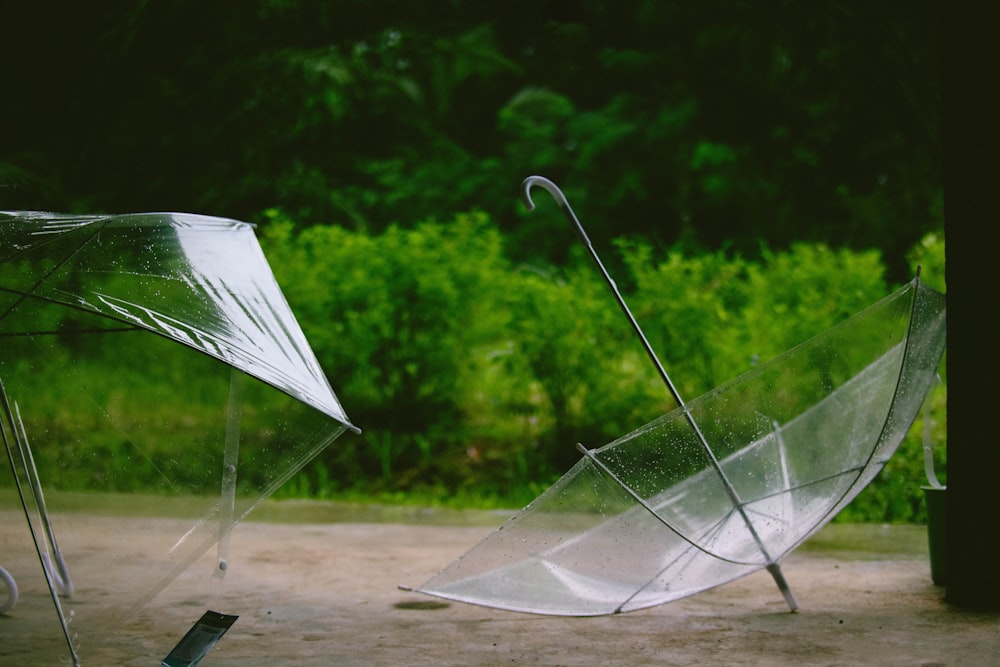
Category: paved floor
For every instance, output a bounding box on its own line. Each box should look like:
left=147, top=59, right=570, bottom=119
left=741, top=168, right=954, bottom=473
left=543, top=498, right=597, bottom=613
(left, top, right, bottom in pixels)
left=3, top=503, right=998, bottom=666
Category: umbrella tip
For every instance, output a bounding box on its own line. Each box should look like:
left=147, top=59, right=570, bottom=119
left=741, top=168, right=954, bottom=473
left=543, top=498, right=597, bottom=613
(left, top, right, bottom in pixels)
left=766, top=563, right=799, bottom=612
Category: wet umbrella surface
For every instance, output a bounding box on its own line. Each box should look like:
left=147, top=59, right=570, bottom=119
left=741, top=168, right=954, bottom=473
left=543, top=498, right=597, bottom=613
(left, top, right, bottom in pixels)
left=1, top=211, right=357, bottom=665
left=409, top=176, right=947, bottom=616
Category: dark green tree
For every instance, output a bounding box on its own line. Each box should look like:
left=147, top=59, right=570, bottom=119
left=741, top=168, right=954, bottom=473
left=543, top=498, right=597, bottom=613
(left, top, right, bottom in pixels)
left=2, top=1, right=940, bottom=279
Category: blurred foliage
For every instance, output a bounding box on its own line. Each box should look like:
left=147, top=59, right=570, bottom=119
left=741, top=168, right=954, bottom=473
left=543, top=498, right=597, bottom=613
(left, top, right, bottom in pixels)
left=261, top=210, right=513, bottom=490
left=260, top=216, right=946, bottom=521
left=1, top=1, right=939, bottom=282
left=1, top=2, right=945, bottom=520
left=1, top=211, right=945, bottom=520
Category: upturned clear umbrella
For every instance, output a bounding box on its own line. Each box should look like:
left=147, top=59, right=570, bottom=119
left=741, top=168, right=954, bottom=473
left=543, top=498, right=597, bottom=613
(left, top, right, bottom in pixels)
left=409, top=176, right=946, bottom=615
left=1, top=211, right=358, bottom=664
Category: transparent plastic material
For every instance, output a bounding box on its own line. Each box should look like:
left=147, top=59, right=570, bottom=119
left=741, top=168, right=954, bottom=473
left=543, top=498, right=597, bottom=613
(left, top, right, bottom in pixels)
left=1, top=212, right=356, bottom=663
left=415, top=278, right=946, bottom=615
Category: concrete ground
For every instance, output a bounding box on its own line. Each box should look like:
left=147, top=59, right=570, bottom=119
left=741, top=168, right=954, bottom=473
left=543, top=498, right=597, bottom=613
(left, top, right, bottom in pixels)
left=2, top=501, right=998, bottom=666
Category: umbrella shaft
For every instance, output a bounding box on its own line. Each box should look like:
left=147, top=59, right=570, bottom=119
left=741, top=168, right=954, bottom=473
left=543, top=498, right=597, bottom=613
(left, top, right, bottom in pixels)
left=581, top=240, right=687, bottom=409
left=521, top=175, right=791, bottom=601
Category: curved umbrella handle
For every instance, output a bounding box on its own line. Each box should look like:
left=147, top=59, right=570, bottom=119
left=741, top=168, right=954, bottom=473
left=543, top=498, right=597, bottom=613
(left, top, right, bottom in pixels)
left=521, top=175, right=592, bottom=247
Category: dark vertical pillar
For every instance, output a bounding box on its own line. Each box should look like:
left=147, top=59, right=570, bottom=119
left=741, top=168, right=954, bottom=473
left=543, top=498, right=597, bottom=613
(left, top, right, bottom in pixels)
left=942, top=3, right=1000, bottom=610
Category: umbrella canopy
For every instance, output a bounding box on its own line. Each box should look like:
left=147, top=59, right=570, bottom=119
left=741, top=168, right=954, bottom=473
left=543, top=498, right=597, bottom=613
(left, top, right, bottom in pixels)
left=409, top=177, right=946, bottom=616
left=1, top=211, right=357, bottom=663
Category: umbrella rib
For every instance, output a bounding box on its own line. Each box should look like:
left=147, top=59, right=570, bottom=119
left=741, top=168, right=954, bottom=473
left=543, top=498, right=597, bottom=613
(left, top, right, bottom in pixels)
left=813, top=275, right=929, bottom=522
left=576, top=443, right=753, bottom=567
left=525, top=176, right=797, bottom=610
left=0, top=325, right=142, bottom=337
left=760, top=464, right=870, bottom=502
left=614, top=505, right=752, bottom=613
left=0, top=378, right=81, bottom=665
left=0, top=217, right=105, bottom=323
left=581, top=441, right=806, bottom=610
left=764, top=276, right=928, bottom=539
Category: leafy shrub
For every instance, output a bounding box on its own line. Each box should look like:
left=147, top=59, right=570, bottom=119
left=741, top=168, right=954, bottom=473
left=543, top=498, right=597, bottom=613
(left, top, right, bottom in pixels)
left=262, top=210, right=518, bottom=492
left=260, top=214, right=946, bottom=522
left=12, top=211, right=945, bottom=522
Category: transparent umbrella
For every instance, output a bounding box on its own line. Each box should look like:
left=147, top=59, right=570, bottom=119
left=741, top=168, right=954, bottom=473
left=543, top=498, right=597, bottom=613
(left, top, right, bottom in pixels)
left=407, top=176, right=946, bottom=615
left=1, top=211, right=358, bottom=664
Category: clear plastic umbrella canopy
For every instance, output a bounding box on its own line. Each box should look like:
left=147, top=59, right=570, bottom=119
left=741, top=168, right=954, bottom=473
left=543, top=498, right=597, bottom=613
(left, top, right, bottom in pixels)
left=0, top=211, right=357, bottom=664
left=410, top=177, right=947, bottom=616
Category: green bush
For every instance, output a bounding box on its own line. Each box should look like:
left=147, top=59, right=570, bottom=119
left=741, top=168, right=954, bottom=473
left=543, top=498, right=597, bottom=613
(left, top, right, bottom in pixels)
left=7, top=213, right=945, bottom=522
left=262, top=210, right=523, bottom=494
left=259, top=214, right=945, bottom=521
